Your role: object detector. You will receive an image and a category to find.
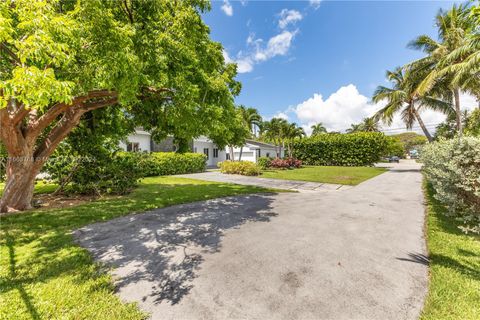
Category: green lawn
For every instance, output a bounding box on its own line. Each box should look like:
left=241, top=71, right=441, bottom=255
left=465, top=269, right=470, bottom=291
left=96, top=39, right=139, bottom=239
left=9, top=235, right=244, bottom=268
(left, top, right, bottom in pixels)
left=421, top=183, right=480, bottom=320
left=0, top=180, right=57, bottom=196
left=261, top=165, right=387, bottom=185
left=0, top=176, right=274, bottom=319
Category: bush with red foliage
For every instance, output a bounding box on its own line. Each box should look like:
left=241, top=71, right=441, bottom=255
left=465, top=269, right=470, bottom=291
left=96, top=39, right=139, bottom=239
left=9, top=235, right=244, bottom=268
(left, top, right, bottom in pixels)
left=269, top=157, right=302, bottom=169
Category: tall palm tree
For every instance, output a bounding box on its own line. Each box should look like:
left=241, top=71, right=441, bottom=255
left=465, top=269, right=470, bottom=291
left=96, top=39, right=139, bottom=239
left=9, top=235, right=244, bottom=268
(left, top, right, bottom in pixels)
left=373, top=67, right=454, bottom=142
left=409, top=4, right=474, bottom=136
left=237, top=106, right=262, bottom=160
left=310, top=123, right=327, bottom=136
left=434, top=6, right=480, bottom=107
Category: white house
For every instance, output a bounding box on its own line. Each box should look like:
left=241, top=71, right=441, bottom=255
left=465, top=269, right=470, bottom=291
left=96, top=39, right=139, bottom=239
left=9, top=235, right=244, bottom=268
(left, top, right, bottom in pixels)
left=229, top=139, right=283, bottom=162
left=192, top=136, right=227, bottom=167
left=118, top=128, right=151, bottom=152
left=119, top=129, right=282, bottom=166
left=119, top=130, right=227, bottom=166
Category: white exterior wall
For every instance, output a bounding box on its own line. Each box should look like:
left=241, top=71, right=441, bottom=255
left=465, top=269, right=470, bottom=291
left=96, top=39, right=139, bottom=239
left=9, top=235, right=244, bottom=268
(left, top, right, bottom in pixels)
left=193, top=137, right=226, bottom=167
left=119, top=131, right=151, bottom=152
left=257, top=146, right=279, bottom=158
left=231, top=145, right=258, bottom=163
left=229, top=144, right=283, bottom=162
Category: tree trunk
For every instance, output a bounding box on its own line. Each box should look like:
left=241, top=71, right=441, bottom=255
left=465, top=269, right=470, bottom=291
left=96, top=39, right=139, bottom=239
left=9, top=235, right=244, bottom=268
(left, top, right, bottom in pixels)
left=0, top=157, right=39, bottom=213
left=0, top=104, right=87, bottom=213
left=229, top=146, right=235, bottom=161
left=412, top=107, right=433, bottom=142
left=453, top=88, right=462, bottom=137
left=238, top=146, right=243, bottom=161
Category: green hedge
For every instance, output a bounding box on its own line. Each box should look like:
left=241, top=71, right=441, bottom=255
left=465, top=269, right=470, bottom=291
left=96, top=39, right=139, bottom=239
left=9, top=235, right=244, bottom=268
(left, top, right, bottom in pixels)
left=292, top=132, right=388, bottom=166
left=121, top=152, right=206, bottom=177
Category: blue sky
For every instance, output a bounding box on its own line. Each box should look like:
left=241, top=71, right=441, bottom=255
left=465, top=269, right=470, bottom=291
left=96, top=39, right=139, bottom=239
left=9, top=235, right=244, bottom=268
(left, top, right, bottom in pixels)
left=203, top=0, right=476, bottom=134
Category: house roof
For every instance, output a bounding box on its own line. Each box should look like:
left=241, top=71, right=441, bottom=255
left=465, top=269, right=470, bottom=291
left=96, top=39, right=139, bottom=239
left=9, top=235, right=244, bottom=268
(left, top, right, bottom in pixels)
left=245, top=139, right=277, bottom=149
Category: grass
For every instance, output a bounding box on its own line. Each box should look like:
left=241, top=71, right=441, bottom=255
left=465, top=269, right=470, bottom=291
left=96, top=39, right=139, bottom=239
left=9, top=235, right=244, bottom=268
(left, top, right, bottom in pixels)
left=421, top=183, right=480, bottom=320
left=0, top=180, right=58, bottom=196
left=261, top=165, right=387, bottom=185
left=0, top=176, right=275, bottom=319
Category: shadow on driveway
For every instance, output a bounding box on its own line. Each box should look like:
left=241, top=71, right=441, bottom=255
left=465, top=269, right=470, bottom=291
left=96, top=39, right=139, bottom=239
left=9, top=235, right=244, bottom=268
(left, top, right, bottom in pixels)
left=74, top=194, right=276, bottom=305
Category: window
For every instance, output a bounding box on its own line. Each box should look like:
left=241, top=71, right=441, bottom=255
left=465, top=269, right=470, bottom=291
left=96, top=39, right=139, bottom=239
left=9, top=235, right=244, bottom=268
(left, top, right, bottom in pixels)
left=266, top=152, right=270, bottom=158
left=226, top=153, right=230, bottom=160
left=127, top=142, right=139, bottom=152
left=213, top=148, right=219, bottom=158
left=203, top=148, right=209, bottom=160
left=257, top=149, right=261, bottom=158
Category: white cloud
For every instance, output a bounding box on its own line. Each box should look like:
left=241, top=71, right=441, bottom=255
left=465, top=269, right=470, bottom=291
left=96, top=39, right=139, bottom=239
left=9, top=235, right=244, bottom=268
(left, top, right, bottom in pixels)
left=222, top=8, right=301, bottom=73
left=309, top=0, right=322, bottom=10
left=221, top=0, right=233, bottom=16
left=222, top=50, right=233, bottom=64
left=295, top=85, right=377, bottom=132
left=292, top=84, right=479, bottom=136
left=274, top=112, right=289, bottom=120
left=236, top=57, right=254, bottom=73
left=224, top=50, right=254, bottom=73
left=224, top=30, right=297, bottom=73
left=278, top=9, right=303, bottom=29
left=240, top=0, right=248, bottom=6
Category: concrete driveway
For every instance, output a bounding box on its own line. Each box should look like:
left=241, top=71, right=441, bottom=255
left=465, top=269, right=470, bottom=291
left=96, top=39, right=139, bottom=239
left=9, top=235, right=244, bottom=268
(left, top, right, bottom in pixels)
left=176, top=171, right=353, bottom=192
left=74, top=162, right=428, bottom=320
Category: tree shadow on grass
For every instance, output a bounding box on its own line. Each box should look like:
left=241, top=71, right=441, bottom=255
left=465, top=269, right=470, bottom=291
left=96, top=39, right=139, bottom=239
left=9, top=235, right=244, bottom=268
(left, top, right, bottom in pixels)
left=3, top=231, right=41, bottom=320
left=74, top=193, right=277, bottom=306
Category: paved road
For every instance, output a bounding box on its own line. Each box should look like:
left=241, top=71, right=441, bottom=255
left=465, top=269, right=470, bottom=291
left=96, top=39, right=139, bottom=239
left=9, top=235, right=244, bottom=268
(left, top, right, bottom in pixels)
left=176, top=171, right=353, bottom=192
left=75, top=162, right=428, bottom=320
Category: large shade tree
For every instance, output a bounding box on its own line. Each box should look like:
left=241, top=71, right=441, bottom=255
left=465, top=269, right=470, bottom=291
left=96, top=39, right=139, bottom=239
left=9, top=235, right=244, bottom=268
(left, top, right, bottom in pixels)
left=0, top=0, right=240, bottom=212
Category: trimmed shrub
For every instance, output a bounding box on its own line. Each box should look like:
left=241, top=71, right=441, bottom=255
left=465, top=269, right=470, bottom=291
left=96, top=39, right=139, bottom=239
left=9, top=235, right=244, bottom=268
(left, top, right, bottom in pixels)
left=257, top=157, right=272, bottom=170
left=285, top=157, right=302, bottom=168
left=269, top=157, right=302, bottom=169
left=45, top=151, right=142, bottom=195
left=292, top=132, right=388, bottom=166
left=45, top=151, right=206, bottom=195
left=421, top=137, right=480, bottom=233
left=270, top=158, right=290, bottom=169
left=121, top=152, right=206, bottom=177
left=218, top=160, right=261, bottom=176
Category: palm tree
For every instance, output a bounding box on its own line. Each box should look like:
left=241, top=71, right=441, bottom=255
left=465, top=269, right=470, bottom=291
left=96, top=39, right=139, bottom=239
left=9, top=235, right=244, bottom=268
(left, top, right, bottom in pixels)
left=359, top=117, right=380, bottom=132
left=284, top=123, right=305, bottom=157
left=408, top=4, right=474, bottom=136
left=262, top=118, right=289, bottom=157
left=373, top=67, right=453, bottom=142
left=237, top=106, right=262, bottom=160
left=310, top=123, right=327, bottom=136
left=346, top=123, right=362, bottom=134
left=435, top=7, right=480, bottom=108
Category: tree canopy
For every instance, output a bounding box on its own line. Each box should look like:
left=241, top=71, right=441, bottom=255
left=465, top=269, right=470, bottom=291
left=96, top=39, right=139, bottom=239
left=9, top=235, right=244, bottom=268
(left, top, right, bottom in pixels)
left=0, top=0, right=241, bottom=212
